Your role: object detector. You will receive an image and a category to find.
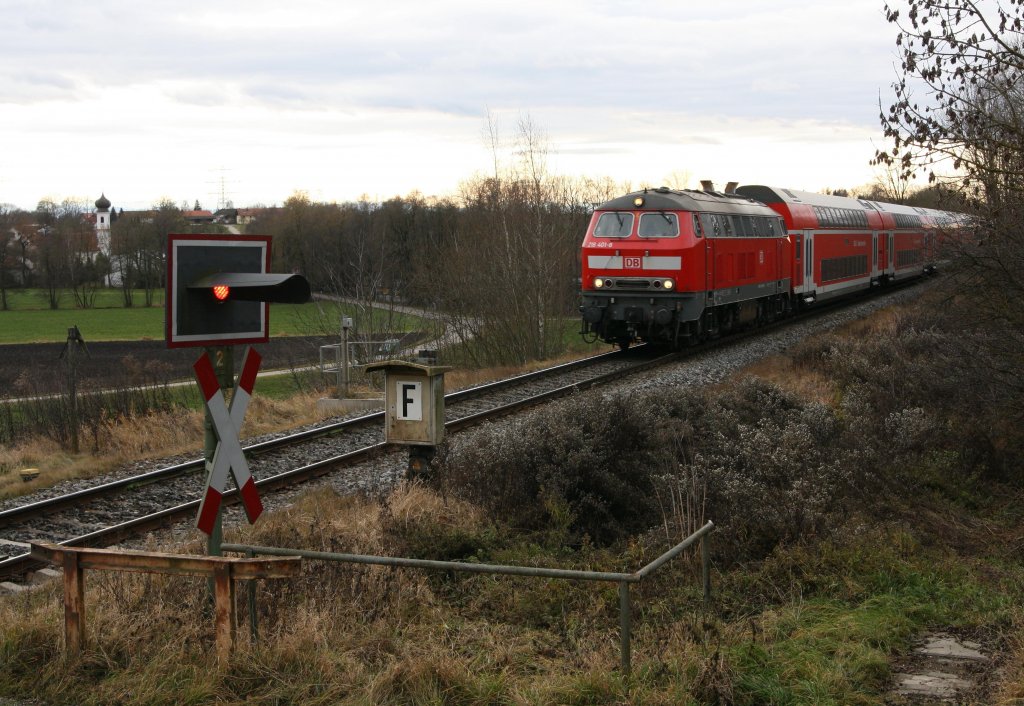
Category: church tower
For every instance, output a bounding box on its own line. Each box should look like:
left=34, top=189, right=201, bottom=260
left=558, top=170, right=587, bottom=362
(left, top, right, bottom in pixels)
left=95, top=193, right=111, bottom=256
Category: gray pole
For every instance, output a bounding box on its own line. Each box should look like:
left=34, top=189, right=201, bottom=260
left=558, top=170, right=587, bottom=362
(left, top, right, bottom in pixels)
left=619, top=581, right=631, bottom=676
left=702, top=533, right=711, bottom=607
left=205, top=345, right=234, bottom=560
left=341, top=316, right=352, bottom=399
left=342, top=315, right=350, bottom=397
left=66, top=327, right=80, bottom=454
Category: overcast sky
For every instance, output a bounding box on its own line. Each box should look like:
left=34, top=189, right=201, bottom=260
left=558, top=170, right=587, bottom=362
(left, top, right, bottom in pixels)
left=0, top=0, right=910, bottom=211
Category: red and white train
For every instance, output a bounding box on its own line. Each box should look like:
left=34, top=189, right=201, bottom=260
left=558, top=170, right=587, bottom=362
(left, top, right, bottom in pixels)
left=580, top=183, right=964, bottom=348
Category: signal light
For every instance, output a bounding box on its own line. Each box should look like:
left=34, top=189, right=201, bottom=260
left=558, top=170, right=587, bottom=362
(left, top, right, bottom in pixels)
left=188, top=272, right=310, bottom=303
left=166, top=234, right=312, bottom=349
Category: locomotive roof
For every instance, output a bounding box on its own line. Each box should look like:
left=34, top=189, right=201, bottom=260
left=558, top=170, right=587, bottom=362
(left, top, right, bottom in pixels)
left=736, top=184, right=963, bottom=223
left=596, top=187, right=777, bottom=215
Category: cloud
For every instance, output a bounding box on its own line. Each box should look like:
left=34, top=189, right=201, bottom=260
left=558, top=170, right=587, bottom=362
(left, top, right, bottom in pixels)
left=0, top=0, right=905, bottom=208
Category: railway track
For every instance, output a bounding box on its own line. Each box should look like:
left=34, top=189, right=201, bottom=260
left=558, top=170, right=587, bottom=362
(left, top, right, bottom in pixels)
left=0, top=346, right=675, bottom=580
left=0, top=277, right=930, bottom=583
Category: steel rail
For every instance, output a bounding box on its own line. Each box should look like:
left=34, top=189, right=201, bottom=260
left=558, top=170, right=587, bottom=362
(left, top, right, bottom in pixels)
left=0, top=350, right=663, bottom=580
left=0, top=348, right=636, bottom=529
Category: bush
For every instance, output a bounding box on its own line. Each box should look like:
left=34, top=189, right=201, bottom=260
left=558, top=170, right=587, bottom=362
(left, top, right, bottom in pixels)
left=668, top=380, right=857, bottom=560
left=436, top=391, right=669, bottom=546
left=436, top=304, right=1024, bottom=563
left=435, top=378, right=864, bottom=560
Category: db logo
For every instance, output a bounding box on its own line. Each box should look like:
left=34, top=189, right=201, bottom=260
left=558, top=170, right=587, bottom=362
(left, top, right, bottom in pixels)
left=624, top=257, right=641, bottom=269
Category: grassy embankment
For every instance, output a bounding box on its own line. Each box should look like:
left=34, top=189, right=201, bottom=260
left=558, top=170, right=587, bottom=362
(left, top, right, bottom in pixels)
left=2, top=292, right=1023, bottom=704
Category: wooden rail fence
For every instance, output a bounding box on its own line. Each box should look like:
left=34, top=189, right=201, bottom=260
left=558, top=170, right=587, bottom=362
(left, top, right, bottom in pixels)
left=30, top=542, right=301, bottom=662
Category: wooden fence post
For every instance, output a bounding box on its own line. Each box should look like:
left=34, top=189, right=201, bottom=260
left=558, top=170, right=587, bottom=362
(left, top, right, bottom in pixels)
left=62, top=551, right=84, bottom=658
left=213, top=563, right=236, bottom=663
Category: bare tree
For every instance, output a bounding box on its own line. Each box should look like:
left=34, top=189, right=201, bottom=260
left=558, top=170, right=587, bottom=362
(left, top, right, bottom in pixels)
left=144, top=200, right=187, bottom=305
left=110, top=214, right=148, bottom=306
left=662, top=170, right=693, bottom=191
left=863, top=165, right=915, bottom=203
left=879, top=0, right=1024, bottom=397
left=432, top=116, right=592, bottom=366
left=58, top=198, right=103, bottom=309
left=0, top=204, right=17, bottom=310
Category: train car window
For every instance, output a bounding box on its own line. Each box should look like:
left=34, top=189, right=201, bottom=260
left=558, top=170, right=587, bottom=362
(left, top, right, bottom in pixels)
left=896, top=249, right=923, bottom=267
left=699, top=213, right=720, bottom=237
left=693, top=214, right=704, bottom=238
left=593, top=212, right=634, bottom=237
left=638, top=212, right=680, bottom=238
left=814, top=206, right=830, bottom=227
left=822, top=254, right=868, bottom=282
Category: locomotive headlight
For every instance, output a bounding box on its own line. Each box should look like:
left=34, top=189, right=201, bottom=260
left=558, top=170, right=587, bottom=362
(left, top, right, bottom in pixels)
left=594, top=277, right=606, bottom=289
left=663, top=279, right=675, bottom=290
left=633, top=196, right=645, bottom=207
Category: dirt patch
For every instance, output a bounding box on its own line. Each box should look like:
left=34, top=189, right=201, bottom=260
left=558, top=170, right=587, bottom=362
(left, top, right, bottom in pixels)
left=0, top=337, right=339, bottom=396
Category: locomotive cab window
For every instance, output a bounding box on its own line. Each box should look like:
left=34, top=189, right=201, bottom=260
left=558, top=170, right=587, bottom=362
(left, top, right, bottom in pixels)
left=593, top=212, right=634, bottom=237
left=638, top=212, right=679, bottom=238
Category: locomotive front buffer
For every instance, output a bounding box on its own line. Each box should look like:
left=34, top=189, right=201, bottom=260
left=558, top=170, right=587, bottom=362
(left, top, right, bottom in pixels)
left=365, top=360, right=451, bottom=479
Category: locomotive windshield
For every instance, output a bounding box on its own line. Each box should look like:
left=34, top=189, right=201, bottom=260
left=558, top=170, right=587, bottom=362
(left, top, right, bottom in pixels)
left=594, top=212, right=633, bottom=237
left=638, top=212, right=679, bottom=238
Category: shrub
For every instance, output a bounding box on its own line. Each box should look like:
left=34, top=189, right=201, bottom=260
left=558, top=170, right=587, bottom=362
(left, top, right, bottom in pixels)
left=436, top=391, right=669, bottom=546
left=437, top=378, right=865, bottom=561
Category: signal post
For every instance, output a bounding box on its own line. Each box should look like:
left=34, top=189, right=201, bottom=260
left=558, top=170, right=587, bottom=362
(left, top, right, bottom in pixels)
left=165, top=234, right=310, bottom=554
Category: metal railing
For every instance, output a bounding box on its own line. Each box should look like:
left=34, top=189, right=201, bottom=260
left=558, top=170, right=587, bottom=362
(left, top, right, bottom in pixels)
left=223, top=519, right=714, bottom=675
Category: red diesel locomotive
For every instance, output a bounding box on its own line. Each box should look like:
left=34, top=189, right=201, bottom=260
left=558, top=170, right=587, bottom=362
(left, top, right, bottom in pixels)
left=580, top=183, right=961, bottom=348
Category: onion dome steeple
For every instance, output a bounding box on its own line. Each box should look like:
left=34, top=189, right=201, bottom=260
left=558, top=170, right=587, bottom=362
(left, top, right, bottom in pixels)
left=95, top=193, right=111, bottom=210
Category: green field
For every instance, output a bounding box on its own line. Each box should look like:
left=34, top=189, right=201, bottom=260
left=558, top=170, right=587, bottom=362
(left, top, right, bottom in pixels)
left=0, top=289, right=430, bottom=344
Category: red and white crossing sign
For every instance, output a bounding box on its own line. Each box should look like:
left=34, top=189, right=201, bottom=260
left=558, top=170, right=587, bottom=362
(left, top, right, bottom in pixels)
left=193, top=347, right=264, bottom=535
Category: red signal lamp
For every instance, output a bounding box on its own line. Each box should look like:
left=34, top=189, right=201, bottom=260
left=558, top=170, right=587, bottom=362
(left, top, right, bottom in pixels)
left=212, top=284, right=230, bottom=301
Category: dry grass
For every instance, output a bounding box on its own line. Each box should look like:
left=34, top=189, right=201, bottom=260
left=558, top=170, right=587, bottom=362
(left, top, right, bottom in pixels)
left=723, top=303, right=910, bottom=406
left=0, top=437, right=115, bottom=500
left=7, top=478, right=1008, bottom=704
left=831, top=303, right=905, bottom=338
left=442, top=349, right=604, bottom=392
left=0, top=353, right=598, bottom=503
left=0, top=391, right=341, bottom=502
left=724, top=353, right=837, bottom=406
left=0, top=484, right=642, bottom=704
